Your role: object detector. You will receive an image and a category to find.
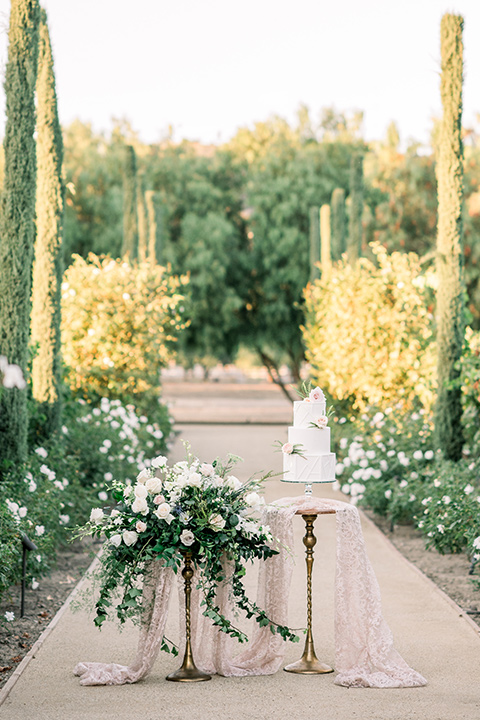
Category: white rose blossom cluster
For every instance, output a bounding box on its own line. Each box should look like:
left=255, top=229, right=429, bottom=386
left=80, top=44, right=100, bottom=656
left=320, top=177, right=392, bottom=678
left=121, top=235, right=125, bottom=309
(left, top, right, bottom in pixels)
left=75, top=451, right=289, bottom=642
left=335, top=410, right=437, bottom=506
left=85, top=453, right=270, bottom=554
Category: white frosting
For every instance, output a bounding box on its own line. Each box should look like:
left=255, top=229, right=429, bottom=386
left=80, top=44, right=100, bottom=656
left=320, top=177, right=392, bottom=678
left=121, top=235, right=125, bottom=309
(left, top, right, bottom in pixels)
left=293, top=400, right=326, bottom=427
left=283, top=395, right=335, bottom=484
left=288, top=427, right=330, bottom=454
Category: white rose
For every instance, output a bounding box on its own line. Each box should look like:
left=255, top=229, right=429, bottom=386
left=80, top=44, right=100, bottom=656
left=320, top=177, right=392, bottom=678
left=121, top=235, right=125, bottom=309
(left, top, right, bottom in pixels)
left=90, top=508, right=104, bottom=524
left=122, top=530, right=138, bottom=547
left=136, top=468, right=151, bottom=484
left=185, top=471, right=202, bottom=487
left=136, top=520, right=147, bottom=533
left=245, top=492, right=263, bottom=509
left=151, top=455, right=167, bottom=469
left=154, top=502, right=172, bottom=519
left=180, top=529, right=195, bottom=546
left=145, top=476, right=163, bottom=494
left=110, top=534, right=122, bottom=547
left=131, top=497, right=149, bottom=514
left=200, top=463, right=215, bottom=476
left=226, top=475, right=242, bottom=491
left=134, top=484, right=148, bottom=499
left=209, top=513, right=226, bottom=531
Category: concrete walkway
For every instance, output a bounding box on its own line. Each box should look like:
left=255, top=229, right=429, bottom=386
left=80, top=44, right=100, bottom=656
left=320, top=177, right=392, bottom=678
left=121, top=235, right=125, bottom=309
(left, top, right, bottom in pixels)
left=1, top=385, right=480, bottom=720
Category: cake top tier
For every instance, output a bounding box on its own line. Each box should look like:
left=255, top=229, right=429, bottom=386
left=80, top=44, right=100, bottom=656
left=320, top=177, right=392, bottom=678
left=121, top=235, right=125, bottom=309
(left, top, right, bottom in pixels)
left=293, top=392, right=327, bottom=427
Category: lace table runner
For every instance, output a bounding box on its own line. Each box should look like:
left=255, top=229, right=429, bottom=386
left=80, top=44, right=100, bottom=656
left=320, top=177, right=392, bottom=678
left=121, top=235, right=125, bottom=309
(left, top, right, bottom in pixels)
left=74, top=496, right=426, bottom=688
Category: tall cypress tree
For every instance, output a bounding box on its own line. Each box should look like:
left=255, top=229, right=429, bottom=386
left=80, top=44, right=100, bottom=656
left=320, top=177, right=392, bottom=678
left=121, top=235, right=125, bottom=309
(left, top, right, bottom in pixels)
left=320, top=204, right=332, bottom=272
left=347, top=153, right=363, bottom=264
left=137, top=173, right=148, bottom=262
left=331, top=187, right=346, bottom=261
left=31, top=8, right=64, bottom=435
left=145, top=190, right=163, bottom=264
left=0, top=0, right=40, bottom=467
left=122, top=145, right=138, bottom=259
left=434, top=13, right=465, bottom=460
left=309, top=206, right=320, bottom=282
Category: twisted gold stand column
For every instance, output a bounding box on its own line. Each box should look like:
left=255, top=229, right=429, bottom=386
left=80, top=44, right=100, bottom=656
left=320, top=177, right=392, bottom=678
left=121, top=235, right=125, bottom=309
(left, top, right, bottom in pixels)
left=167, top=551, right=211, bottom=682
left=284, top=513, right=333, bottom=674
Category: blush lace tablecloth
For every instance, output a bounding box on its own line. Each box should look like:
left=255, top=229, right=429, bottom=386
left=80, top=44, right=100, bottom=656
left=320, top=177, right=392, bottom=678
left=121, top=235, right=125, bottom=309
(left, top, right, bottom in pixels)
left=74, top=496, right=427, bottom=688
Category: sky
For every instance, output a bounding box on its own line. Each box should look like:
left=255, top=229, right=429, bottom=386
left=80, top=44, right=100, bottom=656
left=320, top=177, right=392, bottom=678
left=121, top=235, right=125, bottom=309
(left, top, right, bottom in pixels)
left=0, top=0, right=479, bottom=149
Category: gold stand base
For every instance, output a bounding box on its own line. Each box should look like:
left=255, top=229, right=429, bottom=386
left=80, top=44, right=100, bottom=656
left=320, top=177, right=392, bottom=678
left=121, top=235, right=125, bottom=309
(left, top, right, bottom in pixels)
left=166, top=662, right=211, bottom=682
left=284, top=656, right=333, bottom=675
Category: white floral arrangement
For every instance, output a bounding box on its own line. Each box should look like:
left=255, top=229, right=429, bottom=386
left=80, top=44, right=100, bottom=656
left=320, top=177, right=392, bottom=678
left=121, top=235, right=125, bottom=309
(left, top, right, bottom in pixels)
left=76, top=448, right=298, bottom=649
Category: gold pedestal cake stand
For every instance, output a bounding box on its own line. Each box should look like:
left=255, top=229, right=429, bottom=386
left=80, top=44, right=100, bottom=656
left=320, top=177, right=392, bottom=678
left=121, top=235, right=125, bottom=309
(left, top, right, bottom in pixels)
left=284, top=509, right=335, bottom=675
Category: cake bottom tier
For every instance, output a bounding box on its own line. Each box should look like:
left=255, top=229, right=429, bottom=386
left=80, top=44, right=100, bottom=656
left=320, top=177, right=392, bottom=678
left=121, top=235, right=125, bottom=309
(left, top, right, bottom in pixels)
left=282, top=452, right=336, bottom=483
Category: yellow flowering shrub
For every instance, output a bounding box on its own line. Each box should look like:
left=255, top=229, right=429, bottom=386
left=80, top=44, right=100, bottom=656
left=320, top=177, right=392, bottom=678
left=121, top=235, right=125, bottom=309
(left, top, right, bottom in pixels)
left=61, top=255, right=189, bottom=411
left=303, top=243, right=437, bottom=413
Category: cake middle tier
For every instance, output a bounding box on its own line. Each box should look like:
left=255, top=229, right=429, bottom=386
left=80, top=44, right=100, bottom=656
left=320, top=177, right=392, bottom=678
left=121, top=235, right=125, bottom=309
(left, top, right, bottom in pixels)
left=288, top=426, right=331, bottom=454
left=282, top=451, right=336, bottom=483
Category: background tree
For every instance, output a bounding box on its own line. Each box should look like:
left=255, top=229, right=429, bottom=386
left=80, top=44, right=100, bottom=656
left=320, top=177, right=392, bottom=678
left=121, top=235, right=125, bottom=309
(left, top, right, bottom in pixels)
left=434, top=13, right=465, bottom=460
left=137, top=172, right=148, bottom=262
left=347, top=152, right=364, bottom=263
left=331, top=187, right=346, bottom=260
left=122, top=144, right=138, bottom=259
left=145, top=190, right=163, bottom=263
left=320, top=203, right=332, bottom=272
left=62, top=120, right=123, bottom=259
left=30, top=8, right=64, bottom=436
left=309, top=206, right=320, bottom=282
left=0, top=0, right=40, bottom=467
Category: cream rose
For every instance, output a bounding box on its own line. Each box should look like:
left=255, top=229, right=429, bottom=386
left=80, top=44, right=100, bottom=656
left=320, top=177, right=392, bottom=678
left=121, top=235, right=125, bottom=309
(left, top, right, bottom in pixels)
left=89, top=508, right=104, bottom=524
left=209, top=513, right=226, bottom=531
left=200, top=463, right=215, bottom=476
left=136, top=520, right=147, bottom=533
left=122, top=530, right=138, bottom=547
left=245, top=492, right=264, bottom=509
left=154, top=502, right=171, bottom=519
left=131, top=497, right=149, bottom=514
left=151, top=455, right=167, bottom=469
left=145, top=476, right=163, bottom=494
left=109, top=533, right=122, bottom=547
left=180, top=529, right=195, bottom=546
left=282, top=442, right=293, bottom=454
left=136, top=468, right=151, bottom=484
left=134, top=483, right=148, bottom=499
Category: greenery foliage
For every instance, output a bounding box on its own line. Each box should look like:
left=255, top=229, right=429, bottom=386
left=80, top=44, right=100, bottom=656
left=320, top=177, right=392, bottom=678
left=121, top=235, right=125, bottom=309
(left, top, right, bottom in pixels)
left=61, top=254, right=188, bottom=414
left=303, top=243, right=437, bottom=414
left=0, top=0, right=40, bottom=467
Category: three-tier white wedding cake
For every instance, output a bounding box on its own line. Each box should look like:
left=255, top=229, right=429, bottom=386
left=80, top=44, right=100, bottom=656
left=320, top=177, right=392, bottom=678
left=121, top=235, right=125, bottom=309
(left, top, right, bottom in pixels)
left=282, top=386, right=336, bottom=484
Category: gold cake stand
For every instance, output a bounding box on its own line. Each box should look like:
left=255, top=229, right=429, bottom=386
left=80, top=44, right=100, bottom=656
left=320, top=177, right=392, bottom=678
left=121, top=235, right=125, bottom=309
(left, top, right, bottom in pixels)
left=284, top=509, right=335, bottom=675
left=166, top=550, right=211, bottom=682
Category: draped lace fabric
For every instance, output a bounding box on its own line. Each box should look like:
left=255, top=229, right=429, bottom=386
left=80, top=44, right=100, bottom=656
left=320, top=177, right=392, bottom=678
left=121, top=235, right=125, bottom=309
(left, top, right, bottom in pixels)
left=74, top=496, right=426, bottom=688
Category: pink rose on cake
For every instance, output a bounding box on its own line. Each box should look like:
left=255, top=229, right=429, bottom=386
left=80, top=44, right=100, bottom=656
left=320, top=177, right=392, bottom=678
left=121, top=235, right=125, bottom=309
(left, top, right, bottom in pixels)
left=282, top=442, right=294, bottom=454
left=310, top=415, right=328, bottom=429
left=308, top=386, right=325, bottom=402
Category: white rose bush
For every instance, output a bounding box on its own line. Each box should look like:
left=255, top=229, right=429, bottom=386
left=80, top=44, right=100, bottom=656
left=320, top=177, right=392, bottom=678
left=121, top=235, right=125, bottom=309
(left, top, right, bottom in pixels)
left=75, top=449, right=298, bottom=649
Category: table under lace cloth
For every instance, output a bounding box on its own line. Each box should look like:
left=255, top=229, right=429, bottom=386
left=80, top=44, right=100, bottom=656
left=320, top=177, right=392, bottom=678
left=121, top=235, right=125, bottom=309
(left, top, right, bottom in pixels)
left=74, top=496, right=426, bottom=688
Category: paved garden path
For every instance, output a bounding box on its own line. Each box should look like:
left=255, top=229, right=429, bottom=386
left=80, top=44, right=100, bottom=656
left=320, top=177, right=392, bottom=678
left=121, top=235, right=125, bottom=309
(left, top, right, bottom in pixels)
left=1, top=382, right=480, bottom=719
